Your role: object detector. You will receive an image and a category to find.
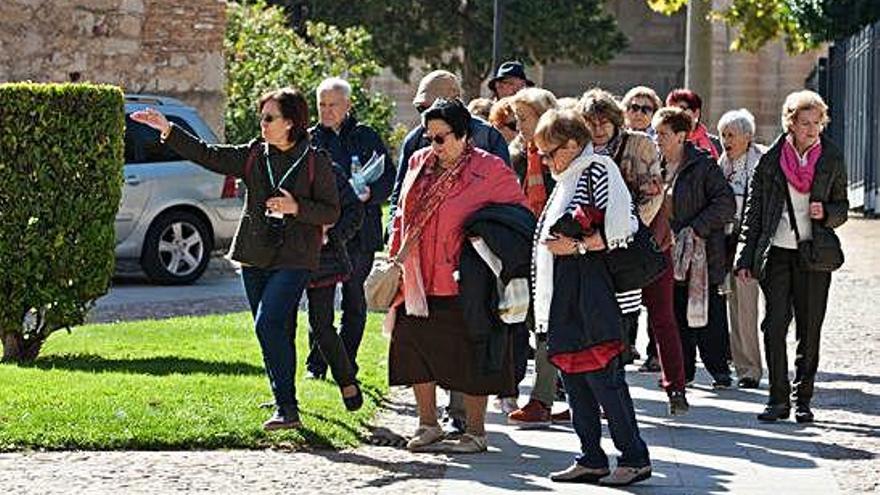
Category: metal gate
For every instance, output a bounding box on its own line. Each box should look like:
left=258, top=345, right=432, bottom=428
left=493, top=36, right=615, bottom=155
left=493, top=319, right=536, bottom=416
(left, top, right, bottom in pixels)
left=812, top=21, right=880, bottom=215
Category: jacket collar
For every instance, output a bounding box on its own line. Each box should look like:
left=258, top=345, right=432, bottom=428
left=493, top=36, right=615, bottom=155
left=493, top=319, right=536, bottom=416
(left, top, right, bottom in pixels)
left=314, top=114, right=357, bottom=137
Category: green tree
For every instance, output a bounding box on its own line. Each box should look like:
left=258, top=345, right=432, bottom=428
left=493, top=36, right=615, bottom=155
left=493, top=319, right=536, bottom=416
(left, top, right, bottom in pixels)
left=0, top=83, right=123, bottom=362
left=271, top=0, right=627, bottom=98
left=225, top=1, right=394, bottom=146
left=648, top=0, right=880, bottom=53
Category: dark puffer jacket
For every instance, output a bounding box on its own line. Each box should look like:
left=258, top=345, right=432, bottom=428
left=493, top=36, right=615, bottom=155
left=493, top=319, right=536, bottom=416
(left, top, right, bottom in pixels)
left=309, top=165, right=365, bottom=287
left=667, top=142, right=736, bottom=285
left=736, top=134, right=848, bottom=279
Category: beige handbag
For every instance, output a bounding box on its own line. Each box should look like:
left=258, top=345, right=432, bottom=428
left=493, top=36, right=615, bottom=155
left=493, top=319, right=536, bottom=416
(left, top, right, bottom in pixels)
left=364, top=257, right=403, bottom=311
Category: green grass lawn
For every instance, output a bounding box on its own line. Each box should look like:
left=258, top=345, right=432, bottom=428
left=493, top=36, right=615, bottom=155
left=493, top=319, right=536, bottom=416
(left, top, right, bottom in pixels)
left=0, top=312, right=389, bottom=451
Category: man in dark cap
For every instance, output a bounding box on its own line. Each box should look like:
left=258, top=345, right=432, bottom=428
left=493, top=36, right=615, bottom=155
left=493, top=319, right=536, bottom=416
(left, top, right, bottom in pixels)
left=488, top=61, right=535, bottom=99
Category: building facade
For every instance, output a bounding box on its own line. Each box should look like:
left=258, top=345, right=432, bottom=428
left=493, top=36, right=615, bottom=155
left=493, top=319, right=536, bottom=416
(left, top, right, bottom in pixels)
left=0, top=0, right=227, bottom=137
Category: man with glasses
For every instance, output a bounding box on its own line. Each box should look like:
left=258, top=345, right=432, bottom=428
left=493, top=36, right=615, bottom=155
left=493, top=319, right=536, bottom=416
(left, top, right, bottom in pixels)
left=621, top=86, right=663, bottom=139
left=307, top=77, right=393, bottom=381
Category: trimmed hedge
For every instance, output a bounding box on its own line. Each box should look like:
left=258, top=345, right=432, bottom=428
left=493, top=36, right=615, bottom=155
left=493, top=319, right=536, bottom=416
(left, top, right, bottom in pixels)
left=0, top=83, right=124, bottom=362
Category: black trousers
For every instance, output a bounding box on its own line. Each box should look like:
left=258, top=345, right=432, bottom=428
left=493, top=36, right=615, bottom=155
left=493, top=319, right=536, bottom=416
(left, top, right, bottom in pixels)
left=299, top=284, right=357, bottom=387
left=499, top=322, right=530, bottom=398
left=306, top=249, right=374, bottom=377
left=760, top=247, right=831, bottom=406
left=674, top=283, right=731, bottom=382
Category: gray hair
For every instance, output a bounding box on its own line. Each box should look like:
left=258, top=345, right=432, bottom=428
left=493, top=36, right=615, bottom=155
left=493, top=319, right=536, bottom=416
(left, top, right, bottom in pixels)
left=717, top=108, right=756, bottom=137
left=316, top=77, right=352, bottom=100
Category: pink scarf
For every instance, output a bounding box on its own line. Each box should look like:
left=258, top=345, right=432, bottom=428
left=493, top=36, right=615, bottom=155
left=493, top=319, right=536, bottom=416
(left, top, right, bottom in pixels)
left=780, top=136, right=821, bottom=193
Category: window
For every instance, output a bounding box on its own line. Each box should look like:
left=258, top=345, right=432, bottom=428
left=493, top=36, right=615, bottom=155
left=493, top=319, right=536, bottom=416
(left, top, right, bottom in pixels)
left=124, top=114, right=198, bottom=164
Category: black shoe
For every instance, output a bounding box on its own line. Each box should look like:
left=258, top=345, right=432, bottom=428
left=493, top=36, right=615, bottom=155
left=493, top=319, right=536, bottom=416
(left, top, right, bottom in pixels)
left=795, top=404, right=814, bottom=423
left=638, top=356, right=661, bottom=373
left=737, top=377, right=760, bottom=389
left=342, top=383, right=363, bottom=412
left=757, top=404, right=791, bottom=422
left=712, top=375, right=733, bottom=389
left=263, top=406, right=302, bottom=431
left=668, top=390, right=690, bottom=416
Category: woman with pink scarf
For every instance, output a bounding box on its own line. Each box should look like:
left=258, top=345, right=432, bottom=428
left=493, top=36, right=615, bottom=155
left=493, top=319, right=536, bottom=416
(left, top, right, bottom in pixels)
left=735, top=91, right=848, bottom=424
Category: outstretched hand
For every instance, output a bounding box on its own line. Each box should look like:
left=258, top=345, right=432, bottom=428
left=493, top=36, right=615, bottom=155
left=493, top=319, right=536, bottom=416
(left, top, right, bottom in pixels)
left=130, top=108, right=171, bottom=135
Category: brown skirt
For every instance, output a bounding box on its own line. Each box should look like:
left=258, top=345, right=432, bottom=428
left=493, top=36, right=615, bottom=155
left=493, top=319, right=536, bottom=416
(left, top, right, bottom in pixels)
left=389, top=296, right=515, bottom=396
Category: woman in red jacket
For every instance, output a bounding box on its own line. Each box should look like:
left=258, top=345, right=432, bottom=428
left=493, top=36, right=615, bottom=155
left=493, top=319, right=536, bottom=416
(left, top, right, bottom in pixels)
left=387, top=98, right=527, bottom=454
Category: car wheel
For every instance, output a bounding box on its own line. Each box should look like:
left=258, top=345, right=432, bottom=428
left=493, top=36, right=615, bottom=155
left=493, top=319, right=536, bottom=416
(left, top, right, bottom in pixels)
left=141, top=210, right=212, bottom=285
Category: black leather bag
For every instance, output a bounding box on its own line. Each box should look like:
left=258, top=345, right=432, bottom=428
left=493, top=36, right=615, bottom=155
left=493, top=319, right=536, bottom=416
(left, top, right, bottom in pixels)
left=605, top=220, right=668, bottom=291
left=568, top=164, right=667, bottom=292
left=784, top=188, right=844, bottom=272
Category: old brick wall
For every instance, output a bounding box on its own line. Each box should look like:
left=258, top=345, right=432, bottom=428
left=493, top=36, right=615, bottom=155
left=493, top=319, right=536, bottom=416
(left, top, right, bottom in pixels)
left=0, top=0, right=227, bottom=138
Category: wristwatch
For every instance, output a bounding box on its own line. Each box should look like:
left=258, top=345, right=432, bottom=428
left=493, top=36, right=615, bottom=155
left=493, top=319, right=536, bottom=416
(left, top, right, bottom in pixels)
left=576, top=241, right=587, bottom=255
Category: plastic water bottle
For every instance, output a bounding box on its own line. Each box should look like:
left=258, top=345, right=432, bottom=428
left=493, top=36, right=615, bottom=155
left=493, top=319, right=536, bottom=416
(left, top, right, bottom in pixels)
left=350, top=155, right=367, bottom=196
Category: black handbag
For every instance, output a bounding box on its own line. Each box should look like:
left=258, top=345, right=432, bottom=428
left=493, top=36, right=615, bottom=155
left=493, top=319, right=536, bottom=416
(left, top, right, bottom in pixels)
left=576, top=163, right=668, bottom=291
left=783, top=187, right=844, bottom=272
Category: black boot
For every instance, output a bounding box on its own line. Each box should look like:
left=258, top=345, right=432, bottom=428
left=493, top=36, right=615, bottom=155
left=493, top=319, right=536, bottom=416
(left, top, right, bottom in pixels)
left=795, top=403, right=814, bottom=423
left=757, top=403, right=790, bottom=422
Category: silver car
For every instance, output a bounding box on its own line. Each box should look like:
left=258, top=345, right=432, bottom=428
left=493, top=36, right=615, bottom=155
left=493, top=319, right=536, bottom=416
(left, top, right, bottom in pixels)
left=117, top=95, right=242, bottom=284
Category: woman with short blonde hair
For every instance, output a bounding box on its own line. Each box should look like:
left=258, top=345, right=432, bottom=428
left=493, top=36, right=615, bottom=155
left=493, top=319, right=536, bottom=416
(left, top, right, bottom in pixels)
left=736, top=90, right=847, bottom=424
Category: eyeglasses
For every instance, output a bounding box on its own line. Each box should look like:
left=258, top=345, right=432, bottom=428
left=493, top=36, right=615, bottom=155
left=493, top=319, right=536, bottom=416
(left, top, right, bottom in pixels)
left=424, top=130, right=454, bottom=145
left=537, top=144, right=562, bottom=163
left=628, top=103, right=655, bottom=115
left=502, top=121, right=517, bottom=132
left=261, top=113, right=283, bottom=124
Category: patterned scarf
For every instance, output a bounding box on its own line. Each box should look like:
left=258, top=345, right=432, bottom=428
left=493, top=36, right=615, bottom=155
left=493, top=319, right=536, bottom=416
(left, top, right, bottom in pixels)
left=780, top=135, right=821, bottom=194
left=689, top=123, right=719, bottom=160
left=524, top=141, right=548, bottom=215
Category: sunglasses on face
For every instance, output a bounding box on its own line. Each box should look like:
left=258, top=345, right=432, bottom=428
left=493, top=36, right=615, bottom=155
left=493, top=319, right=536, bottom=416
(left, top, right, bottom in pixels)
left=503, top=121, right=517, bottom=132
left=424, top=130, right=454, bottom=145
left=628, top=103, right=655, bottom=115
left=261, top=113, right=283, bottom=124
left=537, top=144, right=562, bottom=163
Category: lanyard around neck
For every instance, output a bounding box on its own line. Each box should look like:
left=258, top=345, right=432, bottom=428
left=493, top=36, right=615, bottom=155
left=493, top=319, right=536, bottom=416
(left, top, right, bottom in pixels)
left=265, top=145, right=309, bottom=190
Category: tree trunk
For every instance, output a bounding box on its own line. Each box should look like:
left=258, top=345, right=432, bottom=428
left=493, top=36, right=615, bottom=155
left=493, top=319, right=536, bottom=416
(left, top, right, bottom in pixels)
left=1, top=332, right=45, bottom=363
left=685, top=0, right=714, bottom=119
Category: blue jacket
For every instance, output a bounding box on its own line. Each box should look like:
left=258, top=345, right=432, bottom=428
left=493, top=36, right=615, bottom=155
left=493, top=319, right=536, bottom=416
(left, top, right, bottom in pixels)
left=310, top=115, right=392, bottom=253
left=387, top=117, right=511, bottom=224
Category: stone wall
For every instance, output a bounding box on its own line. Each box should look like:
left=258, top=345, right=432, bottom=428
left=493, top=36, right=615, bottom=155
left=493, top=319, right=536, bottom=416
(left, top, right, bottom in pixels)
left=0, top=0, right=227, bottom=138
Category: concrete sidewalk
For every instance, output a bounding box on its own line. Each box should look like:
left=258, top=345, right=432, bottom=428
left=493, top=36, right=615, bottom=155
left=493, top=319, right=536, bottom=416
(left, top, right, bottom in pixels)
left=438, top=365, right=843, bottom=494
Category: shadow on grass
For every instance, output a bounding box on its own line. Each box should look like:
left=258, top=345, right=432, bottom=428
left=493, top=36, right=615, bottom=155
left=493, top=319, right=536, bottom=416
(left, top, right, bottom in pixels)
left=19, top=353, right=265, bottom=377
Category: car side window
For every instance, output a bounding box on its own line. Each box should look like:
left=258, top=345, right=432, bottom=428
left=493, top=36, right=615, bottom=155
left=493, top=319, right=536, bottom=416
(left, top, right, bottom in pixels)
left=124, top=114, right=199, bottom=164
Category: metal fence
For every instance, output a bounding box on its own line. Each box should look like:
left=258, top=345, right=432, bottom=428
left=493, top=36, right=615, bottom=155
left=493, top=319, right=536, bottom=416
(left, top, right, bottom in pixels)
left=809, top=21, right=880, bottom=215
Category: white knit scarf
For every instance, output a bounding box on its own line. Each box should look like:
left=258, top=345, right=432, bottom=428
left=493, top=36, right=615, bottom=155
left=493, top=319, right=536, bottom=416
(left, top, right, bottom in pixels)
left=532, top=145, right=634, bottom=332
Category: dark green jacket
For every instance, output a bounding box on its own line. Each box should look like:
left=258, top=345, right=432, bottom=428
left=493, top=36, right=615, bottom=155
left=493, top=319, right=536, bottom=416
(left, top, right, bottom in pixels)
left=165, top=124, right=340, bottom=271
left=735, top=134, right=848, bottom=279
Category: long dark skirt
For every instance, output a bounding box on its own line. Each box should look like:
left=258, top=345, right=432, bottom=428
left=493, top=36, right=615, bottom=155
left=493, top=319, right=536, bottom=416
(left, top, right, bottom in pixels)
left=389, top=296, right=515, bottom=396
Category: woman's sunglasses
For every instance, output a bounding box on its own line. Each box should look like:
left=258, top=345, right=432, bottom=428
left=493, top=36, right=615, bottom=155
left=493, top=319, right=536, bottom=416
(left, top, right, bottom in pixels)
left=502, top=121, right=517, bottom=132
left=424, top=130, right=454, bottom=145
left=260, top=113, right=283, bottom=123
left=627, top=104, right=655, bottom=115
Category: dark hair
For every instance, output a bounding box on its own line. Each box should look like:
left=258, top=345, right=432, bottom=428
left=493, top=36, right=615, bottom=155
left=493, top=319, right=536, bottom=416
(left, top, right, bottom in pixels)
left=579, top=88, right=625, bottom=129
left=665, top=88, right=703, bottom=112
left=652, top=106, right=693, bottom=134
left=421, top=98, right=470, bottom=139
left=258, top=87, right=309, bottom=143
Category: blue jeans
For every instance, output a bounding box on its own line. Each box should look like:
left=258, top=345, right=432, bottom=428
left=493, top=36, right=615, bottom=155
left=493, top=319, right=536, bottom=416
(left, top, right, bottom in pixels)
left=242, top=266, right=310, bottom=409
left=561, top=358, right=650, bottom=469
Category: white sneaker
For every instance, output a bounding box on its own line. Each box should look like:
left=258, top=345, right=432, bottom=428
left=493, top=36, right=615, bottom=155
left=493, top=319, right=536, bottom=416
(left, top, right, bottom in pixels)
left=549, top=463, right=610, bottom=483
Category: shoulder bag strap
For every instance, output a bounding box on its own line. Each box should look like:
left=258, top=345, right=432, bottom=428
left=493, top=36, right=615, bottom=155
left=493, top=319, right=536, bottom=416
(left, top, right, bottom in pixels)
left=783, top=183, right=802, bottom=242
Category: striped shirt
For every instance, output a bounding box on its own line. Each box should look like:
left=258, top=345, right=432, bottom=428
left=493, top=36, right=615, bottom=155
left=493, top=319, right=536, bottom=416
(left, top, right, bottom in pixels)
left=569, top=162, right=642, bottom=315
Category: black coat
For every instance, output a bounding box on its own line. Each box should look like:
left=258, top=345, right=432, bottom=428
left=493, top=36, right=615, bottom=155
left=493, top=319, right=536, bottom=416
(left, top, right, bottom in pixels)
left=310, top=116, right=391, bottom=253
left=736, top=134, right=848, bottom=279
left=667, top=142, right=736, bottom=285
left=458, top=204, right=536, bottom=375
left=310, top=165, right=364, bottom=287
left=546, top=253, right=623, bottom=358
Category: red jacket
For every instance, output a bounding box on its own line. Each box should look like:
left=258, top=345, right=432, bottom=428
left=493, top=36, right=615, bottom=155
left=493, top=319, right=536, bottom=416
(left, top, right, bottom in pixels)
left=389, top=147, right=527, bottom=298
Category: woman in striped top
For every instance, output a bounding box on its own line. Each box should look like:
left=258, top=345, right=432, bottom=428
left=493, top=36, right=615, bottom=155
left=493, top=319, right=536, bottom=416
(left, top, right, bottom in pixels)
left=532, top=109, right=651, bottom=487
